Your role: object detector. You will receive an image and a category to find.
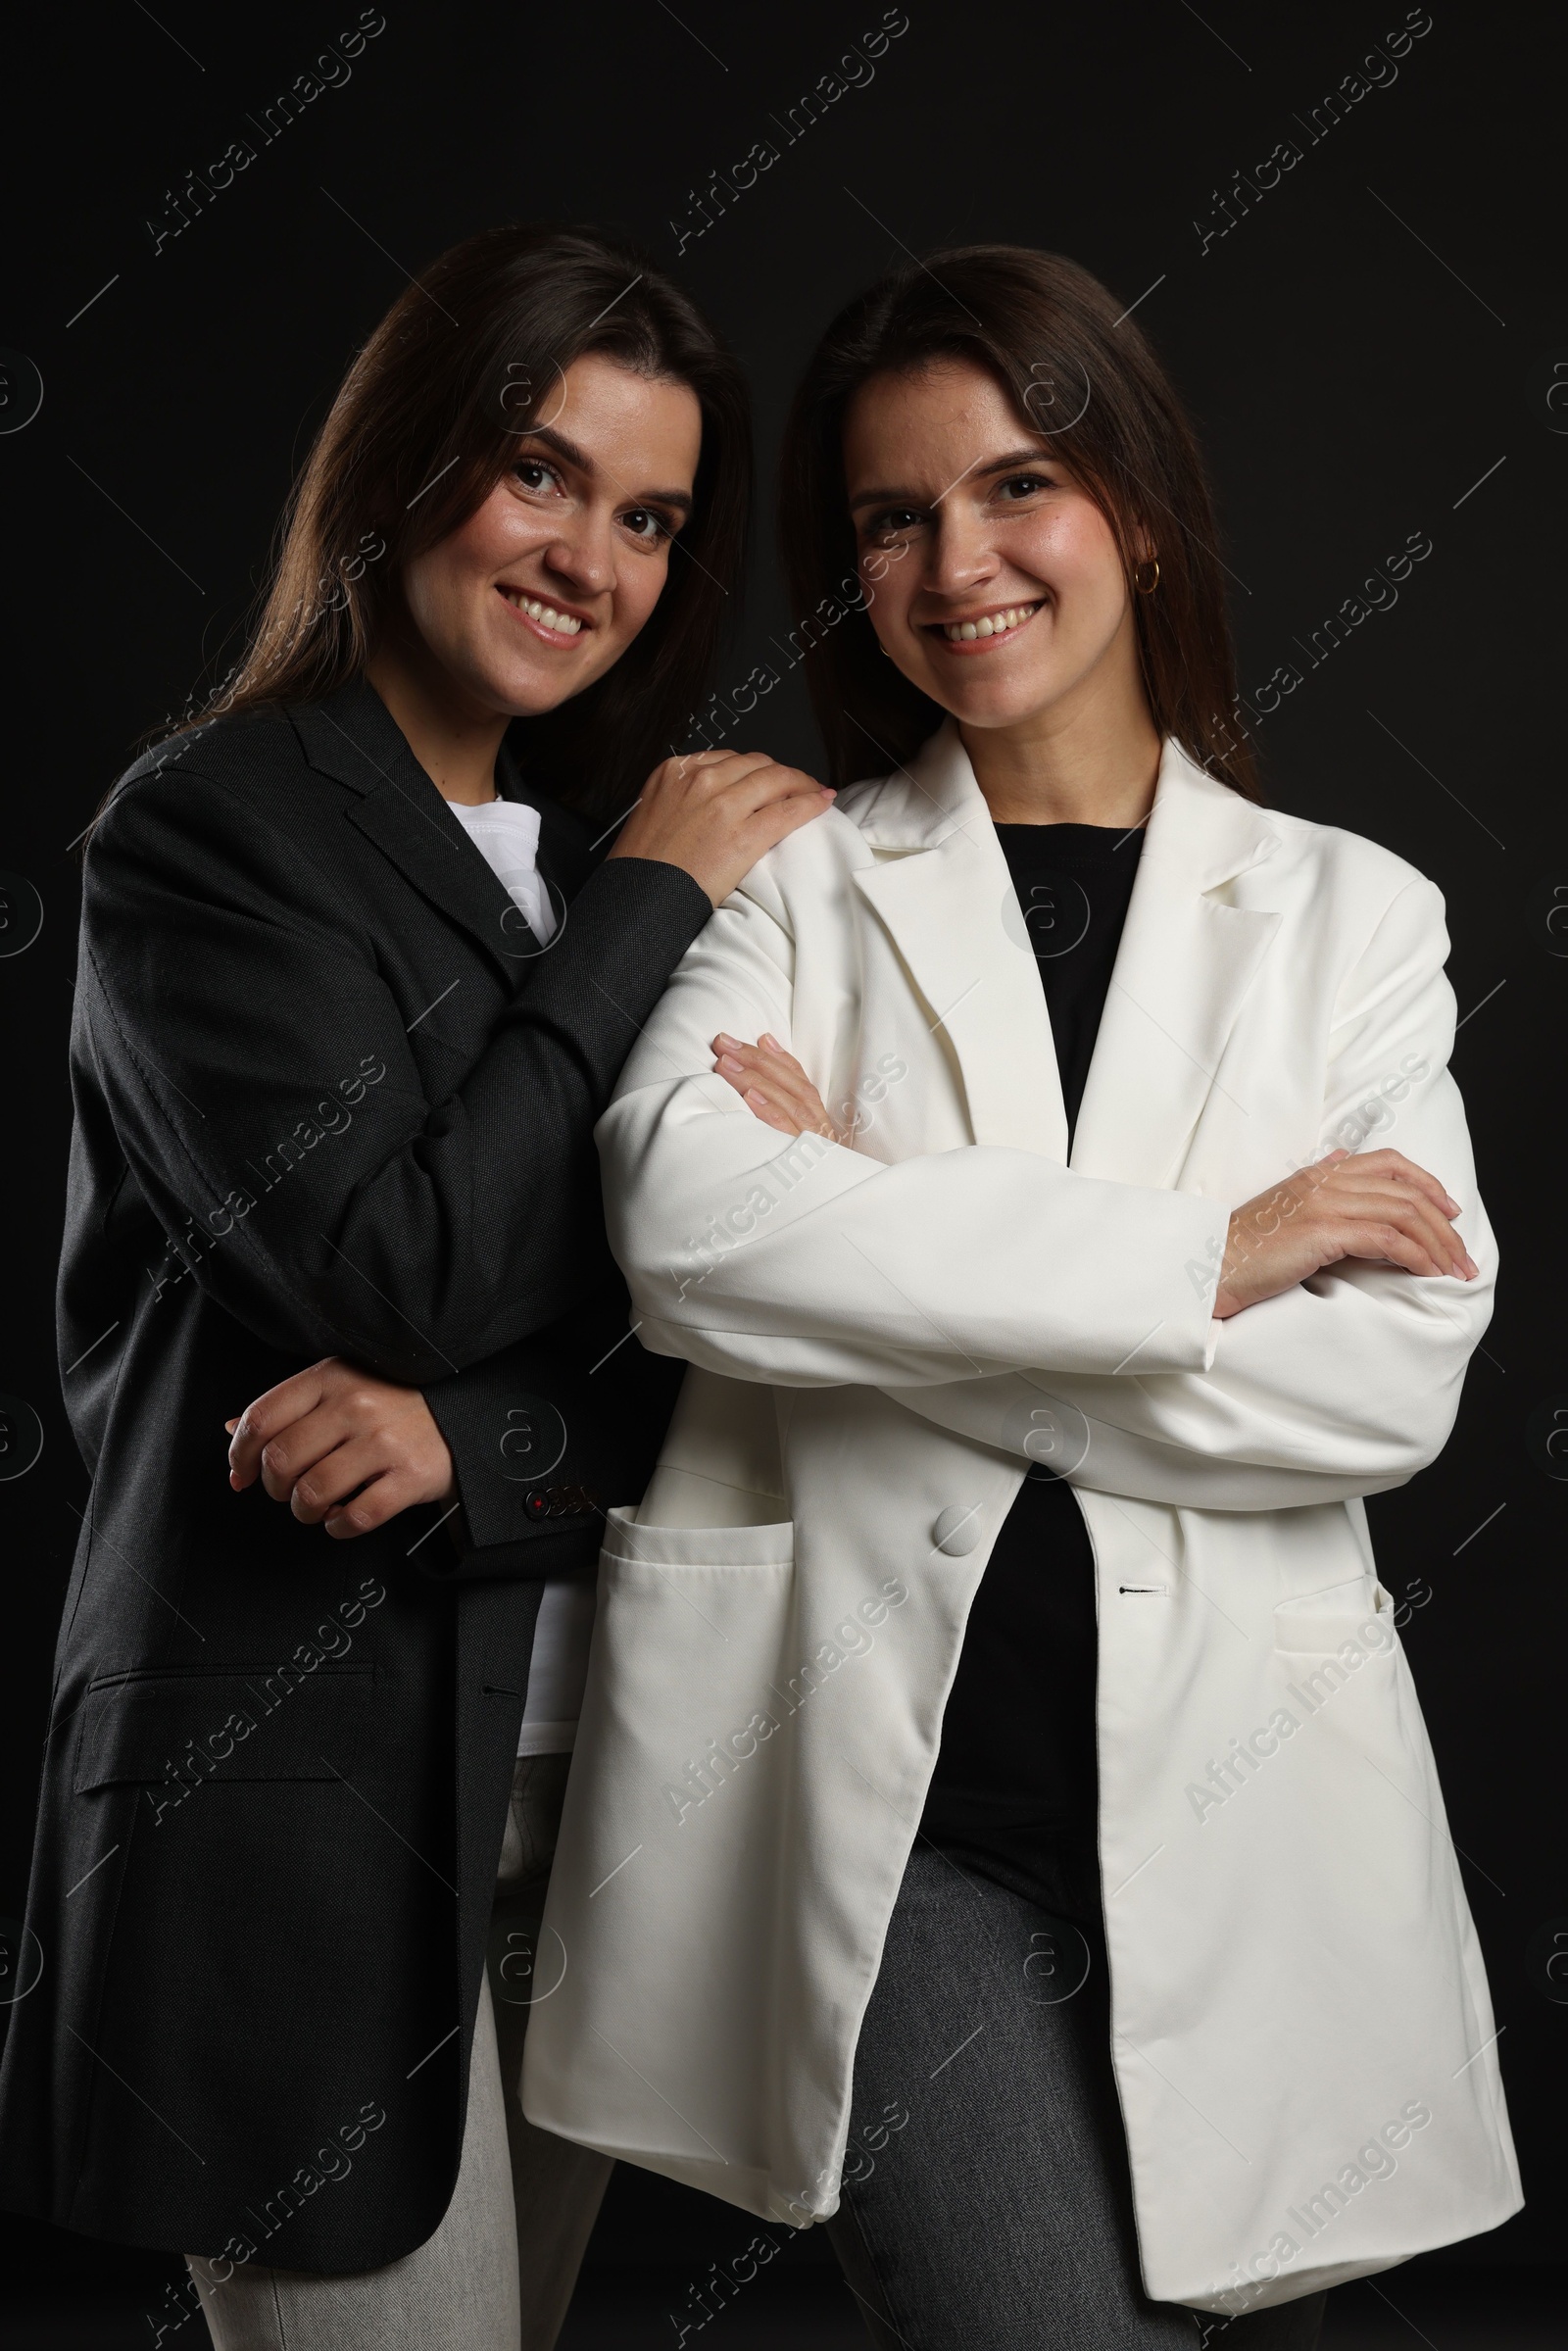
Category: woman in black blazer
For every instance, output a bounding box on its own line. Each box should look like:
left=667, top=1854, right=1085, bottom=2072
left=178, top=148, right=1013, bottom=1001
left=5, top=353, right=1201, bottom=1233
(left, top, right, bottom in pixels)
left=0, top=226, right=829, bottom=2349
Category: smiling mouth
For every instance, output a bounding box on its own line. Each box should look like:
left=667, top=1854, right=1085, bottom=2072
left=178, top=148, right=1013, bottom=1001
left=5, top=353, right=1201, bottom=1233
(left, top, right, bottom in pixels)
left=498, top=587, right=591, bottom=641
left=926, top=601, right=1044, bottom=645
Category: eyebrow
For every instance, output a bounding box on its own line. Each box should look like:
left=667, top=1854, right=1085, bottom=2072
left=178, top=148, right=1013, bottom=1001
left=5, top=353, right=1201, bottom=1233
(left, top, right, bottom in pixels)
left=848, top=447, right=1058, bottom=514
left=516, top=422, right=694, bottom=518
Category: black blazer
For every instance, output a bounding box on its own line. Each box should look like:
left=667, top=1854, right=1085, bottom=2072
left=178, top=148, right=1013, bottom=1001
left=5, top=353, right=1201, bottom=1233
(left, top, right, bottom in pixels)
left=0, top=679, right=710, bottom=2270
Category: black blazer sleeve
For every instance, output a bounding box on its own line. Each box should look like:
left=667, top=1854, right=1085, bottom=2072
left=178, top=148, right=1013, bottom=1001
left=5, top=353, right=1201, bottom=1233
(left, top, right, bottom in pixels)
left=416, top=1300, right=677, bottom=1579
left=78, top=759, right=710, bottom=1388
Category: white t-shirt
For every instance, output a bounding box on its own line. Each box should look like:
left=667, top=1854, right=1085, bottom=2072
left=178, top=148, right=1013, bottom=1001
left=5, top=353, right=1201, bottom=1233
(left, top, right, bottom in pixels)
left=447, top=794, right=591, bottom=1758
left=447, top=797, right=558, bottom=949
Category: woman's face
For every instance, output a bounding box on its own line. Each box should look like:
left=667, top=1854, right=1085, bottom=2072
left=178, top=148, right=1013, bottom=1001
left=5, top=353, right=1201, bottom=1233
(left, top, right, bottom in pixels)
left=843, top=359, right=1144, bottom=738
left=401, top=351, right=703, bottom=717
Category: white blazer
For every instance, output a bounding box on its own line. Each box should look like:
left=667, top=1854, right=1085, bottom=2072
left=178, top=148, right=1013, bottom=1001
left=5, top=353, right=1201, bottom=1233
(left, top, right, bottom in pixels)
left=522, top=723, right=1521, bottom=2318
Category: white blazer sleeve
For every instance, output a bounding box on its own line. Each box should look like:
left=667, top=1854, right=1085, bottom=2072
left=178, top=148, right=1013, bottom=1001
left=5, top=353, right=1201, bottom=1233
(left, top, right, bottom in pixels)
left=887, top=878, right=1495, bottom=1508
left=597, top=873, right=1228, bottom=1389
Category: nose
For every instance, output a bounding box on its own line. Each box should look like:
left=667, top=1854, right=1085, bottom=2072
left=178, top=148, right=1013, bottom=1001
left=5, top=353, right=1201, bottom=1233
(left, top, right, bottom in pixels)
left=541, top=514, right=614, bottom=602
left=925, top=502, right=1000, bottom=601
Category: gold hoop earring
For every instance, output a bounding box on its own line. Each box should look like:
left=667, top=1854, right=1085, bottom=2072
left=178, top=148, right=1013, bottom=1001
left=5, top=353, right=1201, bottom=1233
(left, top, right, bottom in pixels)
left=1134, top=558, right=1159, bottom=595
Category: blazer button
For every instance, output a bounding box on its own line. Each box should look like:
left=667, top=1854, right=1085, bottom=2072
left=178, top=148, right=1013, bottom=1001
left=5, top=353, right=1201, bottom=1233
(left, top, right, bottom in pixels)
left=932, top=1504, right=983, bottom=1557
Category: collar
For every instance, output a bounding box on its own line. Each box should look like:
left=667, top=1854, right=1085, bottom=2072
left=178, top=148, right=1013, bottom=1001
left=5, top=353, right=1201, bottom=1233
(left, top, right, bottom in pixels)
left=288, top=677, right=556, bottom=971
left=847, top=716, right=1281, bottom=895
left=846, top=721, right=1284, bottom=1178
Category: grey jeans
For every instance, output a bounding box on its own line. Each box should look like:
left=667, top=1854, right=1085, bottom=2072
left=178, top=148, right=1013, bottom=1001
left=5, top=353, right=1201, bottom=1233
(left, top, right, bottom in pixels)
left=188, top=1754, right=611, bottom=2351
left=826, top=1842, right=1327, bottom=2351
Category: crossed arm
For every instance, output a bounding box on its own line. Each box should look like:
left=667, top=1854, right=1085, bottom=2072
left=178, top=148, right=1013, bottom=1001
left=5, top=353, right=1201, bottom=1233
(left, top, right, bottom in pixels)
left=714, top=1028, right=1477, bottom=1306
left=232, top=873, right=1490, bottom=1529
left=697, top=883, right=1490, bottom=1508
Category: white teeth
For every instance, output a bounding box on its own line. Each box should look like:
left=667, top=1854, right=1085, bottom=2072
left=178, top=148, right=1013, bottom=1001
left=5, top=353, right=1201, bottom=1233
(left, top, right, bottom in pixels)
left=942, top=603, right=1037, bottom=643
left=515, top=594, right=582, bottom=636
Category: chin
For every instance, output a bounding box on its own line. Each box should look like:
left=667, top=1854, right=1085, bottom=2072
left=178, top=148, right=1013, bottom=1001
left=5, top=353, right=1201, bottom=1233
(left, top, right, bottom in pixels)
left=472, top=643, right=587, bottom=720
left=925, top=675, right=1055, bottom=728
left=465, top=668, right=539, bottom=718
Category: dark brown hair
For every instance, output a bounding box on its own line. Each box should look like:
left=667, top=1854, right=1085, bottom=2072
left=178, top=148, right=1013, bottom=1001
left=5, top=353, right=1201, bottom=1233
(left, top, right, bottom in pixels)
left=173, top=224, right=750, bottom=817
left=778, top=244, right=1260, bottom=801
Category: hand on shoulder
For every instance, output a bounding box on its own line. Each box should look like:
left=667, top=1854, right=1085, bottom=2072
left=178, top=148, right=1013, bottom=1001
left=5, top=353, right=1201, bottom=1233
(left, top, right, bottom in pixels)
left=606, top=749, right=835, bottom=906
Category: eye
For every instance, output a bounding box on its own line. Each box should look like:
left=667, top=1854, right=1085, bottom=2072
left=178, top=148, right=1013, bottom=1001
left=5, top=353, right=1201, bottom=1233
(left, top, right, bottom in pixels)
left=513, top=457, right=564, bottom=496
left=619, top=505, right=675, bottom=544
left=862, top=506, right=926, bottom=542
left=996, top=472, right=1054, bottom=502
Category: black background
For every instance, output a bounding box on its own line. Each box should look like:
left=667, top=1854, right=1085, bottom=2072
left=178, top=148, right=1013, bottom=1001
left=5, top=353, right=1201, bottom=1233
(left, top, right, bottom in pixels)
left=1, top=0, right=1562, bottom=2338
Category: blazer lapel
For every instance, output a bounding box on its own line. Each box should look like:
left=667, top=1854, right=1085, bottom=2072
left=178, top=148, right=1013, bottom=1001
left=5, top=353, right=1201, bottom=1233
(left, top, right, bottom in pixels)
left=291, top=680, right=535, bottom=978
left=850, top=724, right=1283, bottom=1186
left=852, top=724, right=1069, bottom=1159
left=1070, top=743, right=1282, bottom=1186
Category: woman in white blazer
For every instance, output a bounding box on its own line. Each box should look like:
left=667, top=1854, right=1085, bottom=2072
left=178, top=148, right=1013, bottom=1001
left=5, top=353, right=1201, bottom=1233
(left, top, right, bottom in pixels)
left=521, top=247, right=1521, bottom=2346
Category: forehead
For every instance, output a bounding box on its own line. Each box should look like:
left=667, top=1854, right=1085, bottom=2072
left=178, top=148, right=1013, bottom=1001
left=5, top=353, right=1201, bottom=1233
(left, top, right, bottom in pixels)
left=843, top=359, right=1036, bottom=482
left=549, top=350, right=703, bottom=480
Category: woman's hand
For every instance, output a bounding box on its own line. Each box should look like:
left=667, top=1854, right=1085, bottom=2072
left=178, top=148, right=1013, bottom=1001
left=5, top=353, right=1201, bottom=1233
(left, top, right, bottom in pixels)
left=226, top=1358, right=456, bottom=1539
left=1213, top=1148, right=1479, bottom=1319
left=711, top=1032, right=839, bottom=1138
left=607, top=749, right=835, bottom=906
left=708, top=1067, right=1478, bottom=1317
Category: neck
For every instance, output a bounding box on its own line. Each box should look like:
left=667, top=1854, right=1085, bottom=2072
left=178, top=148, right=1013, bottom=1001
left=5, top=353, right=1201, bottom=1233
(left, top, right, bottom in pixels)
left=959, top=658, right=1162, bottom=830
left=365, top=632, right=509, bottom=806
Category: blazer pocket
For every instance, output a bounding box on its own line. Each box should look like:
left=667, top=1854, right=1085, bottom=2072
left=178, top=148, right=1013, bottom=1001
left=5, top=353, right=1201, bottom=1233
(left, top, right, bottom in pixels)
left=603, top=1503, right=795, bottom=1574
left=1272, top=1578, right=1397, bottom=1658
left=583, top=1509, right=800, bottom=1821
left=597, top=1506, right=799, bottom=1697
left=73, top=1663, right=374, bottom=1792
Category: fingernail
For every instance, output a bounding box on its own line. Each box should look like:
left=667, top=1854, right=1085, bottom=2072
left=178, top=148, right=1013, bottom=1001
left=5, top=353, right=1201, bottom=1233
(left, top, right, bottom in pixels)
left=717, top=1053, right=745, bottom=1074
left=714, top=1033, right=740, bottom=1049
left=760, top=1033, right=781, bottom=1050
left=224, top=1418, right=239, bottom=1434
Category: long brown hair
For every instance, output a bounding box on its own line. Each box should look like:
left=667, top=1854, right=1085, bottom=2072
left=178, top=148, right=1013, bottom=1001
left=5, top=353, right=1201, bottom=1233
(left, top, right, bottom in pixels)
left=172, top=224, right=750, bottom=817
left=778, top=244, right=1260, bottom=802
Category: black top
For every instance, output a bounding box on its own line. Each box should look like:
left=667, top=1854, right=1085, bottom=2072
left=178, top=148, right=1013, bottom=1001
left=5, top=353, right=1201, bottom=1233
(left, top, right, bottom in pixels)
left=0, top=679, right=712, bottom=2271
left=919, top=820, right=1145, bottom=1924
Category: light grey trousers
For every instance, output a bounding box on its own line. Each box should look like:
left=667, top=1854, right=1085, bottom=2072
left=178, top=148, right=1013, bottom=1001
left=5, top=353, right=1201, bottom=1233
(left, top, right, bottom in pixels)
left=188, top=1754, right=612, bottom=2351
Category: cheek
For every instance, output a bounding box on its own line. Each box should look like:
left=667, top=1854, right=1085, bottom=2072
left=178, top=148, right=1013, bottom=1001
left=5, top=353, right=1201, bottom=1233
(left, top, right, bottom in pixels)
left=859, top=551, right=914, bottom=638
left=458, top=480, right=535, bottom=568
left=1016, top=502, right=1121, bottom=600
left=404, top=513, right=507, bottom=645
left=419, top=489, right=544, bottom=622
left=1019, top=516, right=1130, bottom=665
left=399, top=551, right=464, bottom=665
